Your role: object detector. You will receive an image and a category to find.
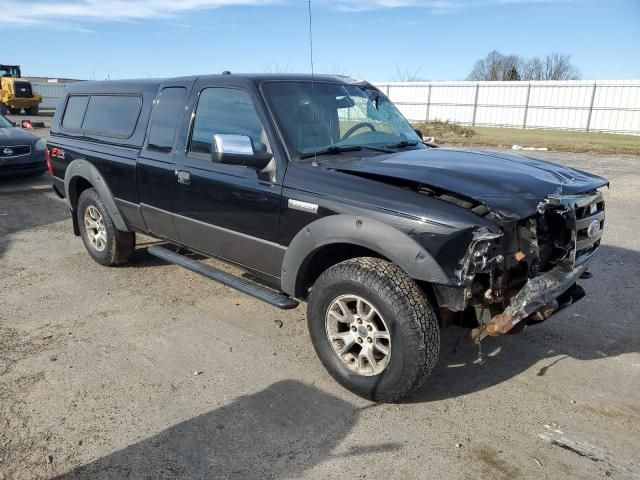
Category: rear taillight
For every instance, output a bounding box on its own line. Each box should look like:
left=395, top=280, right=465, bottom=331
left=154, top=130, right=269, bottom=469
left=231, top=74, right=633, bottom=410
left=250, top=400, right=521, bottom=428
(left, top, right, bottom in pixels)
left=45, top=148, right=53, bottom=174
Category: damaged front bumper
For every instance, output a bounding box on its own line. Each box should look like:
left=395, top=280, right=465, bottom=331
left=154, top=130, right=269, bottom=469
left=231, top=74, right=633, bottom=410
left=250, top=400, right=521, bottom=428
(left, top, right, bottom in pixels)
left=430, top=189, right=605, bottom=339
left=470, top=260, right=589, bottom=343
left=459, top=190, right=605, bottom=343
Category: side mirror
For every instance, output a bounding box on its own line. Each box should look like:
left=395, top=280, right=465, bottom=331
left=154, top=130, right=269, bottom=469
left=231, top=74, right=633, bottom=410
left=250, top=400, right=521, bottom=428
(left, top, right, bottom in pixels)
left=414, top=128, right=424, bottom=140
left=212, top=134, right=272, bottom=170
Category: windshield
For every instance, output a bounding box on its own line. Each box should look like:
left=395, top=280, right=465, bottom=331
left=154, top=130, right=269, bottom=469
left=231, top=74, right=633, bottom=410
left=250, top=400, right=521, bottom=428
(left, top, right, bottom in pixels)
left=0, top=66, right=20, bottom=78
left=262, top=81, right=422, bottom=160
left=0, top=115, right=13, bottom=128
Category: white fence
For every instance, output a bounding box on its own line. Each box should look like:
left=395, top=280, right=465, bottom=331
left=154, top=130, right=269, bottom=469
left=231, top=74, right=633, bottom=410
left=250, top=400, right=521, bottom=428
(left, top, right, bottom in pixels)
left=374, top=80, right=640, bottom=135
left=31, top=82, right=73, bottom=110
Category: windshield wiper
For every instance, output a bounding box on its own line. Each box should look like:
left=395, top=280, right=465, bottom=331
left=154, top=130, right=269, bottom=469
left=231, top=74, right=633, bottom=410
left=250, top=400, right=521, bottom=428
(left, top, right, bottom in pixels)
left=299, top=145, right=362, bottom=159
left=385, top=140, right=420, bottom=149
left=299, top=145, right=391, bottom=160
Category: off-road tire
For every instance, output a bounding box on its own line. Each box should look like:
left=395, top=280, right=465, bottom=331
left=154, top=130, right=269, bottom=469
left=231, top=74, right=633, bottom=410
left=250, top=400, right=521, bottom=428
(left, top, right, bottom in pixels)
left=25, top=105, right=39, bottom=116
left=9, top=107, right=21, bottom=115
left=0, top=103, right=7, bottom=116
left=77, top=188, right=135, bottom=266
left=307, top=257, right=439, bottom=402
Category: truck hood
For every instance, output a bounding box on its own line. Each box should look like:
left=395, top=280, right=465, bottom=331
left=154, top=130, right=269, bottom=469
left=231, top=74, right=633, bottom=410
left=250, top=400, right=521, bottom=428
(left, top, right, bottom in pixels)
left=328, top=148, right=609, bottom=219
left=0, top=127, right=38, bottom=146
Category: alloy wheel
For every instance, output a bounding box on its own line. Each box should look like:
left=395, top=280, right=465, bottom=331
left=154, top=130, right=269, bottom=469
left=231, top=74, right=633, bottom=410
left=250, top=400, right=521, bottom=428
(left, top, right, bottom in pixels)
left=325, top=294, right=391, bottom=376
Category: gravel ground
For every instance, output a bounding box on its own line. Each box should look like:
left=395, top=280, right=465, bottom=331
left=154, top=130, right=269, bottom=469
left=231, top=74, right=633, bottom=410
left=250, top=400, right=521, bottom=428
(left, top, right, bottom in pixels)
left=1, top=131, right=639, bottom=479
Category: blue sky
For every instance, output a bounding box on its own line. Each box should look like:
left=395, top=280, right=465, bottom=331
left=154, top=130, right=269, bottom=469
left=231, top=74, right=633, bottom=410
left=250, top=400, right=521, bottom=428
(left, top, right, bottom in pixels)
left=2, top=0, right=639, bottom=81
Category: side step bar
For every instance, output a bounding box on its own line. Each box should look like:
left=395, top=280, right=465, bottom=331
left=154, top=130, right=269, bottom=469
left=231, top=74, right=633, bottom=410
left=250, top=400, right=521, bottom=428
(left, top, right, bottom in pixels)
left=147, top=245, right=299, bottom=310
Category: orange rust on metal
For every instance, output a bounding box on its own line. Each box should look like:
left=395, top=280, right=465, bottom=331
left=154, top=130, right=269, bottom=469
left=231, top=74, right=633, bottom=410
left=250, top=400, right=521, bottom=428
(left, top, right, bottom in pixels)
left=531, top=312, right=545, bottom=322
left=484, top=313, right=514, bottom=336
left=529, top=300, right=559, bottom=323
left=538, top=300, right=558, bottom=320
left=515, top=251, right=526, bottom=262
left=472, top=300, right=559, bottom=343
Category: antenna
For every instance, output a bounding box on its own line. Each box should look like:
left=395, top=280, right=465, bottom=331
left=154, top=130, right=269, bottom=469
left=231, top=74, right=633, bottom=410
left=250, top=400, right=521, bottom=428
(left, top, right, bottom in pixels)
left=308, top=0, right=314, bottom=76
left=308, top=0, right=318, bottom=166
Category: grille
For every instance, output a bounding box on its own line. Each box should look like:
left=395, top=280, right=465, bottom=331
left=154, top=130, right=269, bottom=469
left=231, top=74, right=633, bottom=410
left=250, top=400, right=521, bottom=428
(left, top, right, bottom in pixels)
left=13, top=81, right=33, bottom=98
left=573, top=192, right=605, bottom=263
left=546, top=192, right=605, bottom=266
left=0, top=145, right=31, bottom=157
left=0, top=161, right=44, bottom=172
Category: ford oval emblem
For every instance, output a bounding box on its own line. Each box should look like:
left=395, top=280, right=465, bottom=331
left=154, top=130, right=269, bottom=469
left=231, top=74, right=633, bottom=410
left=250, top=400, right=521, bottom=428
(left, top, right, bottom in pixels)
left=587, top=219, right=601, bottom=238
left=2, top=147, right=13, bottom=156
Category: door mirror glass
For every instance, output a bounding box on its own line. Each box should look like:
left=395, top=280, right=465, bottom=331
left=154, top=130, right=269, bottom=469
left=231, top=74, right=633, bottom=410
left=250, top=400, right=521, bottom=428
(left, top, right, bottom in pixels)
left=212, top=134, right=273, bottom=169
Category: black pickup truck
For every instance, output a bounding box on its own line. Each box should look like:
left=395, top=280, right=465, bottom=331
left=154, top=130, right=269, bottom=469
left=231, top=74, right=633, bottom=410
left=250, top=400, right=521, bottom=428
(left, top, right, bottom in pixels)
left=48, top=74, right=608, bottom=401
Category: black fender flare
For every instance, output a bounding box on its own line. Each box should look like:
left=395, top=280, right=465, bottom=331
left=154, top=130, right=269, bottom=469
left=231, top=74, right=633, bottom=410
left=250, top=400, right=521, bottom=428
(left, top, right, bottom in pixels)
left=280, top=214, right=450, bottom=297
left=64, top=159, right=129, bottom=232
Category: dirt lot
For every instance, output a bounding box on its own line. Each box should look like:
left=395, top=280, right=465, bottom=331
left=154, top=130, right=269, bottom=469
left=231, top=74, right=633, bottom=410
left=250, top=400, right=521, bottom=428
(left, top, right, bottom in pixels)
left=1, top=132, right=639, bottom=478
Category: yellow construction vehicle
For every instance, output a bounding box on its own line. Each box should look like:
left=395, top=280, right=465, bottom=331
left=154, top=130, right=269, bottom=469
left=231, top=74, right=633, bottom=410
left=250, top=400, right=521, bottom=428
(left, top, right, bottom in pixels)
left=0, top=65, right=42, bottom=116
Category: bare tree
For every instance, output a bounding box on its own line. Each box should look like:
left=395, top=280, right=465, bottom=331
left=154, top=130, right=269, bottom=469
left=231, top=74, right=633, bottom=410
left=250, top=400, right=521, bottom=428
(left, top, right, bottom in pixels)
left=322, top=63, right=349, bottom=76
left=501, top=54, right=523, bottom=80
left=391, top=65, right=427, bottom=82
left=468, top=51, right=581, bottom=81
left=542, top=53, right=581, bottom=80
left=520, top=56, right=544, bottom=80
left=467, top=50, right=503, bottom=81
left=467, top=50, right=523, bottom=81
left=263, top=62, right=293, bottom=74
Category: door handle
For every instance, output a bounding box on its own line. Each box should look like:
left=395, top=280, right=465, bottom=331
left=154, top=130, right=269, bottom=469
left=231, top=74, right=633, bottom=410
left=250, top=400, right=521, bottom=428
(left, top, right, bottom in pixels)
left=175, top=170, right=191, bottom=185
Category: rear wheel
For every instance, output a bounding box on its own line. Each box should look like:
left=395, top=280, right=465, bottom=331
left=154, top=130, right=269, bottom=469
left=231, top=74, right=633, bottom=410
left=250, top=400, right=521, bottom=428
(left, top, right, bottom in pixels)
left=25, top=105, right=39, bottom=116
left=0, top=103, right=7, bottom=115
left=9, top=107, right=21, bottom=115
left=77, top=188, right=135, bottom=266
left=307, top=257, right=439, bottom=402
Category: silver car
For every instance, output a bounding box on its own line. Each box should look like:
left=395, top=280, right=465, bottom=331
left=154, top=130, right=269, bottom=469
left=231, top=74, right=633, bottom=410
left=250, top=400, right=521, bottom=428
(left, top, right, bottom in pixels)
left=0, top=115, right=47, bottom=177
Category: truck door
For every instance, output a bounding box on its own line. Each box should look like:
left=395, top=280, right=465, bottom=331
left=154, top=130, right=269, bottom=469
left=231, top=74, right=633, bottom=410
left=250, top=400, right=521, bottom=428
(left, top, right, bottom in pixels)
left=171, top=81, right=285, bottom=279
left=137, top=80, right=193, bottom=240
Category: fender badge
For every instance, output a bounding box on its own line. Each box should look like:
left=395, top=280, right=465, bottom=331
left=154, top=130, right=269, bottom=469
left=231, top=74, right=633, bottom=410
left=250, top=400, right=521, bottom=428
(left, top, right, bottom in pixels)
left=50, top=147, right=65, bottom=159
left=288, top=199, right=318, bottom=214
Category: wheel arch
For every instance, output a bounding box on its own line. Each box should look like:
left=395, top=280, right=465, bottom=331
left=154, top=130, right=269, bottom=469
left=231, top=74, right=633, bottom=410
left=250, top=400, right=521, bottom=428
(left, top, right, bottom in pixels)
left=281, top=214, right=450, bottom=298
left=64, top=159, right=129, bottom=233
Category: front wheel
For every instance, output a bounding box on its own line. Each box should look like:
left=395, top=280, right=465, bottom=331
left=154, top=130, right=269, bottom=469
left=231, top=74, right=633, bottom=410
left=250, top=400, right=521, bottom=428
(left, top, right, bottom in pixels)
left=77, top=188, right=135, bottom=266
left=307, top=257, right=439, bottom=402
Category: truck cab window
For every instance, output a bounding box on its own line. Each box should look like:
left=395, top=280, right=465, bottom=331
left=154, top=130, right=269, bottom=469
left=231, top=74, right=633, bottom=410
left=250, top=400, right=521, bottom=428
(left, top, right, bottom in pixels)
left=62, top=95, right=89, bottom=130
left=147, top=87, right=186, bottom=152
left=82, top=95, right=141, bottom=138
left=189, top=88, right=268, bottom=156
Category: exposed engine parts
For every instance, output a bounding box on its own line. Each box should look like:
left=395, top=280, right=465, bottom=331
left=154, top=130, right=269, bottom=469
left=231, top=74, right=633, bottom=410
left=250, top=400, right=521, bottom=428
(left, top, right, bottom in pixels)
left=441, top=191, right=605, bottom=341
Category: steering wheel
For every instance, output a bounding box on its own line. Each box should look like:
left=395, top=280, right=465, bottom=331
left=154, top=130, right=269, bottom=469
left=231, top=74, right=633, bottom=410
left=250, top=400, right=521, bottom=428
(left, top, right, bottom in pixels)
left=341, top=122, right=376, bottom=140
